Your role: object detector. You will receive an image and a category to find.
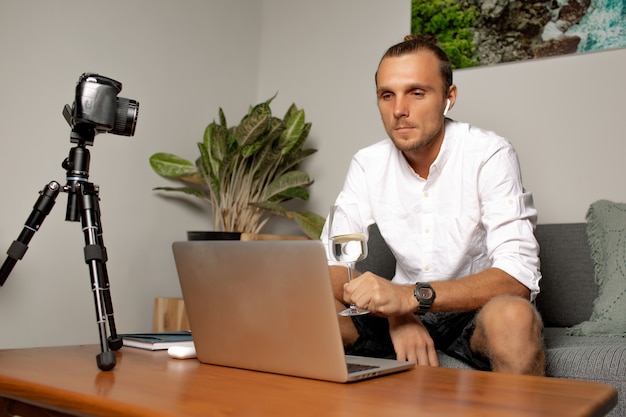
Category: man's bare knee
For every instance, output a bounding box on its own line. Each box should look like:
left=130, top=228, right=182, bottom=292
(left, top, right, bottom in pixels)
left=472, top=295, right=545, bottom=375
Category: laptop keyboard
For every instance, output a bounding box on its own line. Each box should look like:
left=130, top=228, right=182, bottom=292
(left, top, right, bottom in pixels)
left=347, top=363, right=380, bottom=374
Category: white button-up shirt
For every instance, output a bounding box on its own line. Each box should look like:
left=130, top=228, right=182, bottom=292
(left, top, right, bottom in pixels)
left=323, top=120, right=541, bottom=300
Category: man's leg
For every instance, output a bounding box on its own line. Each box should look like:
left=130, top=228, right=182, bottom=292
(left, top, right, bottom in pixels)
left=470, top=295, right=545, bottom=375
left=336, top=300, right=359, bottom=346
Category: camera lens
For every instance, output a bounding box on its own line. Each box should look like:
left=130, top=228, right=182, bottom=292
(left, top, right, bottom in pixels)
left=113, top=97, right=139, bottom=136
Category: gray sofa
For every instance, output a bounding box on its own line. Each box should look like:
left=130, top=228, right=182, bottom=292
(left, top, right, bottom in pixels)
left=357, top=223, right=625, bottom=417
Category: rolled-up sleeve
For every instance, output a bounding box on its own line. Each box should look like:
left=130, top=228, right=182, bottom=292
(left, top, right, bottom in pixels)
left=479, top=145, right=541, bottom=300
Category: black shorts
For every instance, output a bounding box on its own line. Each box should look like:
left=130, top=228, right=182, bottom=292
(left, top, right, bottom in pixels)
left=345, top=311, right=492, bottom=371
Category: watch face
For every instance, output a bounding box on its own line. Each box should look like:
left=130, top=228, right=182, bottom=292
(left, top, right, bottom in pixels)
left=418, top=287, right=433, bottom=299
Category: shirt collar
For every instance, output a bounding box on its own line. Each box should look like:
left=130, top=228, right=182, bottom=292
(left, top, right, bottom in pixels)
left=429, top=119, right=457, bottom=177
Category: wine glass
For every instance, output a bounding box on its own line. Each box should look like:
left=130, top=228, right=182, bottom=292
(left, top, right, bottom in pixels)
left=328, top=204, right=369, bottom=316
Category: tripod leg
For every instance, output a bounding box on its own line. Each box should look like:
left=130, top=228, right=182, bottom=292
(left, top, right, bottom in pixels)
left=89, top=187, right=122, bottom=351
left=0, top=182, right=60, bottom=286
left=77, top=182, right=117, bottom=371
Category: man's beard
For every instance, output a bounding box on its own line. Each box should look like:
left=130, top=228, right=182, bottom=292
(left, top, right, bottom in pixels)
left=390, top=130, right=437, bottom=153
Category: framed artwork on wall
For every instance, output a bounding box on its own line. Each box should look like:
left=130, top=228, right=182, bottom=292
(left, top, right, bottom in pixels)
left=411, top=0, right=626, bottom=69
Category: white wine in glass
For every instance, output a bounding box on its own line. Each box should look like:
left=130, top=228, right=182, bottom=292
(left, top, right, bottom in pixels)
left=328, top=204, right=369, bottom=316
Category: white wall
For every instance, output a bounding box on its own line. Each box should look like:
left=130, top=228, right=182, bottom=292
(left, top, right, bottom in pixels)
left=0, top=0, right=263, bottom=348
left=1, top=0, right=623, bottom=349
left=451, top=48, right=626, bottom=224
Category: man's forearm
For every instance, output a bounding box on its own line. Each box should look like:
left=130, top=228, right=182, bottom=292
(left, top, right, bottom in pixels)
left=336, top=265, right=530, bottom=316
left=428, top=268, right=530, bottom=313
left=371, top=267, right=531, bottom=316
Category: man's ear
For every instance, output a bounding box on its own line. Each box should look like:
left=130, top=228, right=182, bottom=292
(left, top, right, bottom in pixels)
left=444, top=85, right=457, bottom=116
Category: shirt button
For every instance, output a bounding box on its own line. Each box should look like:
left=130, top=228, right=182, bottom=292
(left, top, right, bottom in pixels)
left=424, top=228, right=430, bottom=234
left=424, top=265, right=431, bottom=272
left=423, top=191, right=430, bottom=198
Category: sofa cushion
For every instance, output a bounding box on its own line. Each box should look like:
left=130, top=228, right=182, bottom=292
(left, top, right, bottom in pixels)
left=544, top=327, right=626, bottom=417
left=535, top=223, right=597, bottom=327
left=568, top=200, right=626, bottom=336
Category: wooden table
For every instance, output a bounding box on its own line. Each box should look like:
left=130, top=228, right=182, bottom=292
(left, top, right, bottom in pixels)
left=0, top=345, right=617, bottom=417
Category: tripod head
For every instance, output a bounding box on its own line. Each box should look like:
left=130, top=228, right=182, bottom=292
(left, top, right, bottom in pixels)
left=62, top=144, right=91, bottom=222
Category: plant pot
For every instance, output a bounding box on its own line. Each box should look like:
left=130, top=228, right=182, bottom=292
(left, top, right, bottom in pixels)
left=187, top=231, right=242, bottom=241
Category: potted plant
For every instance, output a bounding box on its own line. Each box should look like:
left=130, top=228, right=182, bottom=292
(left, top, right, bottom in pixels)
left=149, top=95, right=325, bottom=240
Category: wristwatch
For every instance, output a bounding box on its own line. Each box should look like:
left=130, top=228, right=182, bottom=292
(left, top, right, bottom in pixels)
left=414, top=282, right=436, bottom=313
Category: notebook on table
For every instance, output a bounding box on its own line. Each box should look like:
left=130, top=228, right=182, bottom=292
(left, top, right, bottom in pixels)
left=172, top=239, right=414, bottom=383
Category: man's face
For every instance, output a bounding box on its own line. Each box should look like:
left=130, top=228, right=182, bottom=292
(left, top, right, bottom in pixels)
left=376, top=51, right=450, bottom=154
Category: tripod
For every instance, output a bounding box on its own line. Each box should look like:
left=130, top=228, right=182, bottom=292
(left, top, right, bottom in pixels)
left=0, top=127, right=123, bottom=371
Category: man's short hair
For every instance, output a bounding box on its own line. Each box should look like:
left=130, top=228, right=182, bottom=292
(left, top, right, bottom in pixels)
left=377, top=35, right=453, bottom=96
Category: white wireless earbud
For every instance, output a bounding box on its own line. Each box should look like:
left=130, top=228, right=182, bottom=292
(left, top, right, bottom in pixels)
left=443, top=99, right=451, bottom=116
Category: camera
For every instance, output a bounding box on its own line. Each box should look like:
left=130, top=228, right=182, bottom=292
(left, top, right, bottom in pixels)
left=63, top=73, right=139, bottom=143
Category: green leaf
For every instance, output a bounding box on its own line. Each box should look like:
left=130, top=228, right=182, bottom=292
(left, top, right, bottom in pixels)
left=283, top=103, right=298, bottom=121
left=149, top=153, right=195, bottom=178
left=197, top=143, right=209, bottom=175
left=217, top=149, right=237, bottom=184
left=235, top=102, right=272, bottom=148
left=279, top=108, right=305, bottom=155
left=250, top=201, right=287, bottom=216
left=248, top=203, right=324, bottom=240
left=292, top=211, right=325, bottom=240
left=196, top=143, right=220, bottom=197
left=218, top=107, right=227, bottom=128
left=153, top=186, right=206, bottom=198
left=265, top=117, right=286, bottom=145
left=263, top=171, right=311, bottom=201
left=295, top=122, right=312, bottom=150
left=247, top=141, right=279, bottom=183
left=270, top=186, right=309, bottom=202
left=241, top=133, right=270, bottom=158
left=204, top=122, right=228, bottom=173
left=277, top=147, right=317, bottom=175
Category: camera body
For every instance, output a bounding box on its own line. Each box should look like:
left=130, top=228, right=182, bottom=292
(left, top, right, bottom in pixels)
left=64, top=73, right=139, bottom=143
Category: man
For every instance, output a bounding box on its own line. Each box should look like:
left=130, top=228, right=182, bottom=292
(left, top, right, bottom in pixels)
left=323, top=36, right=545, bottom=375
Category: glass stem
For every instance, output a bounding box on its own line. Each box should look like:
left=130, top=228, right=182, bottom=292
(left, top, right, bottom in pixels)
left=347, top=263, right=357, bottom=312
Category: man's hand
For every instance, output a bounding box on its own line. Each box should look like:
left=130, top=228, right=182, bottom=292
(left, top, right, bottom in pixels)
left=389, top=314, right=439, bottom=366
left=343, top=272, right=416, bottom=316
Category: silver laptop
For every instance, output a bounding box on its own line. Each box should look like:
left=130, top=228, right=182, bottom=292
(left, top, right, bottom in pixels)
left=172, top=239, right=414, bottom=383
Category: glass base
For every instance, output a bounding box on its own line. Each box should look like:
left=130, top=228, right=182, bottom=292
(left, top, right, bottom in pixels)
left=338, top=306, right=369, bottom=316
